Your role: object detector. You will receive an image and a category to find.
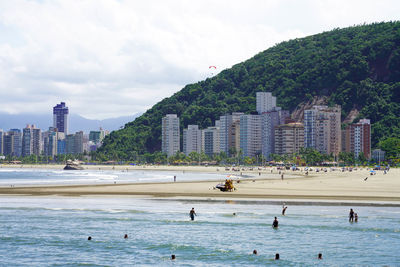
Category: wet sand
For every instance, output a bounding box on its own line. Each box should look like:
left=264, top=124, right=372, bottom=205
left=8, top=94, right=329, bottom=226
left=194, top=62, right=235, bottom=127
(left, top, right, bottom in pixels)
left=1, top=164, right=399, bottom=204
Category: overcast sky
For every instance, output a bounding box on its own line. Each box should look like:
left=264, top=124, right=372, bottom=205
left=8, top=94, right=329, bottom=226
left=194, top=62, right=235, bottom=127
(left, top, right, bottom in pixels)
left=0, top=0, right=399, bottom=119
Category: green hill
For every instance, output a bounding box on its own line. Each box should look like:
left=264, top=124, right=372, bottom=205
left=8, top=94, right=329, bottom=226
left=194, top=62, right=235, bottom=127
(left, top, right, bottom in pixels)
left=99, top=22, right=400, bottom=159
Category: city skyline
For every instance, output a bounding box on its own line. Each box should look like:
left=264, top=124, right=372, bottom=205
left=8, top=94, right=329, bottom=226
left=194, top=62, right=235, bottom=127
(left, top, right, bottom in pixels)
left=1, top=1, right=399, bottom=119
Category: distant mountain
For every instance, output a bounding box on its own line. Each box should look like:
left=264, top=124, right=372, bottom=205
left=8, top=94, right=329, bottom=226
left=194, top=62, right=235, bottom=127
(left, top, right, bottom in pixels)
left=99, top=22, right=400, bottom=158
left=0, top=113, right=141, bottom=133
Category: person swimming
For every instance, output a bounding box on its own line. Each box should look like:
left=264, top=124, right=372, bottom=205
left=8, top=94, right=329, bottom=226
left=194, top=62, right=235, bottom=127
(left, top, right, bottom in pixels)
left=318, top=253, right=322, bottom=259
left=124, top=234, right=128, bottom=239
left=355, top=213, right=358, bottom=222
left=253, top=249, right=257, bottom=255
left=272, top=217, right=279, bottom=228
left=275, top=253, right=280, bottom=260
left=189, top=208, right=197, bottom=221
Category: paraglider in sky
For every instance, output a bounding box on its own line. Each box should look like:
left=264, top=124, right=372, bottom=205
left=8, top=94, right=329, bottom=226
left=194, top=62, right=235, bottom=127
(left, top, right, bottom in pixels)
left=209, top=65, right=217, bottom=75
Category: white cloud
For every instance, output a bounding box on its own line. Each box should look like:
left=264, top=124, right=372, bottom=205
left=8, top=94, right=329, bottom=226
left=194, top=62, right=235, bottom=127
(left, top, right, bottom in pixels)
left=0, top=0, right=399, bottom=119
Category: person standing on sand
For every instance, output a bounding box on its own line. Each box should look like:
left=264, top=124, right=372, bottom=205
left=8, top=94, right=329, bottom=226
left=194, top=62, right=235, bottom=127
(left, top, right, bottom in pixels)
left=349, top=208, right=354, bottom=222
left=189, top=208, right=197, bottom=221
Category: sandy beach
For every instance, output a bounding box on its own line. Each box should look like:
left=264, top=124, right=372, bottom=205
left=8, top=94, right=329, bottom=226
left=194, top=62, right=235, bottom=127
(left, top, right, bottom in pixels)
left=1, top=164, right=399, bottom=204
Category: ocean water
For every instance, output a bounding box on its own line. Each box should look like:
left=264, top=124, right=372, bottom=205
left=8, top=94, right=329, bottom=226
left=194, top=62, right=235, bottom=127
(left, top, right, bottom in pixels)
left=0, top=169, right=400, bottom=266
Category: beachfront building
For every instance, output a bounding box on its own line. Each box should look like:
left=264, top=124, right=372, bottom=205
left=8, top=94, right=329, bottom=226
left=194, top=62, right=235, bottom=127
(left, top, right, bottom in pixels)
left=219, top=112, right=243, bottom=156
left=22, top=125, right=42, bottom=157
left=4, top=129, right=22, bottom=157
left=256, top=92, right=276, bottom=114
left=344, top=119, right=371, bottom=159
left=240, top=114, right=262, bottom=157
left=162, top=114, right=180, bottom=157
left=183, top=125, right=201, bottom=156
left=304, top=105, right=341, bottom=156
left=0, top=129, right=3, bottom=155
left=201, top=126, right=220, bottom=157
left=3, top=134, right=13, bottom=156
left=261, top=107, right=289, bottom=160
left=43, top=127, right=66, bottom=156
left=63, top=131, right=84, bottom=155
left=274, top=122, right=304, bottom=155
left=53, top=102, right=69, bottom=134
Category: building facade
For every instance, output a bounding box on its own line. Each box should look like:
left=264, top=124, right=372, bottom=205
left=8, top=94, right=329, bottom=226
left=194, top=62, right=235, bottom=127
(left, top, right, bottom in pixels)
left=274, top=123, right=304, bottom=155
left=0, top=129, right=3, bottom=155
left=344, top=119, right=371, bottom=159
left=161, top=114, right=180, bottom=157
left=219, top=112, right=243, bottom=156
left=256, top=92, right=276, bottom=114
left=183, top=125, right=201, bottom=156
left=53, top=102, right=69, bottom=134
left=201, top=126, right=220, bottom=157
left=22, top=125, right=41, bottom=157
left=304, top=105, right=341, bottom=155
left=240, top=114, right=262, bottom=157
left=261, top=107, right=289, bottom=160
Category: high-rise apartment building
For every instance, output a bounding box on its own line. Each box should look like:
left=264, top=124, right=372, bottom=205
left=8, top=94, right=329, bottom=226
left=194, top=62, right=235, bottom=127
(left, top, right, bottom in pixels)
left=22, top=125, right=33, bottom=157
left=22, top=125, right=41, bottom=156
left=53, top=102, right=69, bottom=134
left=256, top=92, right=276, bottom=114
left=304, top=105, right=341, bottom=155
left=43, top=127, right=64, bottom=156
left=202, top=126, right=220, bottom=157
left=162, top=114, right=180, bottom=157
left=240, top=114, right=262, bottom=157
left=0, top=129, right=3, bottom=155
left=32, top=128, right=41, bottom=156
left=8, top=129, right=22, bottom=157
left=74, top=131, right=84, bottom=154
left=3, top=134, right=13, bottom=156
left=344, top=119, right=371, bottom=159
left=219, top=112, right=243, bottom=156
left=274, top=123, right=304, bottom=155
left=261, top=107, right=289, bottom=160
left=183, top=125, right=201, bottom=156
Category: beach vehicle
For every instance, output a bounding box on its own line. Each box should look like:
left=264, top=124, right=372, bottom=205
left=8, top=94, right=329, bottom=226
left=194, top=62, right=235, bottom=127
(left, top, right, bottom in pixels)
left=215, top=179, right=235, bottom=192
left=64, top=160, right=84, bottom=170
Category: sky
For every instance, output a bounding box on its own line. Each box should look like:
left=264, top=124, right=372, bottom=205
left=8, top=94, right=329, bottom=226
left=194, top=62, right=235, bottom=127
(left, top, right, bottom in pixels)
left=0, top=0, right=399, bottom=120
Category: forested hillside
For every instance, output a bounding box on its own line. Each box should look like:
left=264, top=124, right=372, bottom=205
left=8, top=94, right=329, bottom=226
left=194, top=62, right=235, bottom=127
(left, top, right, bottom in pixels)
left=99, top=22, right=400, bottom=159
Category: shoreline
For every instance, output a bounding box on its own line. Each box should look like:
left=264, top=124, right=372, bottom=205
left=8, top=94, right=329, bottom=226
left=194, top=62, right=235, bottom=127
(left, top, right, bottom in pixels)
left=1, top=164, right=400, bottom=206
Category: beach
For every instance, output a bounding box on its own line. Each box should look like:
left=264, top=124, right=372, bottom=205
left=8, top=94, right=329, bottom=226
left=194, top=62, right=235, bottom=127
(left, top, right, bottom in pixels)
left=1, top=165, right=400, bottom=266
left=1, top=164, right=399, bottom=204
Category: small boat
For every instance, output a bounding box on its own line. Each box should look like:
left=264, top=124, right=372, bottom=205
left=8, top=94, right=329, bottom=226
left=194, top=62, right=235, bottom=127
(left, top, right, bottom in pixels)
left=64, top=160, right=84, bottom=170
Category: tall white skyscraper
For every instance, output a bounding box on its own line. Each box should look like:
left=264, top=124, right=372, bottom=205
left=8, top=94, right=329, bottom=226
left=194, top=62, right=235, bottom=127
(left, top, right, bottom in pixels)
left=256, top=92, right=276, bottom=114
left=183, top=125, right=201, bottom=156
left=162, top=114, right=180, bottom=157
